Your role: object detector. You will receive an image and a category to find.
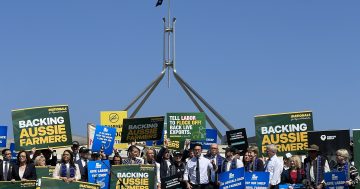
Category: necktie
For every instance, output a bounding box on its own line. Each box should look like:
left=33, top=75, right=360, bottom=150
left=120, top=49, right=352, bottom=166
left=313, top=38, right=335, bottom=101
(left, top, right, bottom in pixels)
left=196, top=157, right=200, bottom=184
left=4, top=161, right=8, bottom=180
left=265, top=158, right=271, bottom=171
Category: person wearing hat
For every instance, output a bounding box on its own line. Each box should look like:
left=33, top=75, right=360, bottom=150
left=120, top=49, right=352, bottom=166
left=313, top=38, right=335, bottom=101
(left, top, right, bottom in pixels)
left=75, top=147, right=90, bottom=182
left=172, top=150, right=187, bottom=188
left=221, top=147, right=243, bottom=173
left=71, top=141, right=80, bottom=161
left=331, top=149, right=360, bottom=189
left=156, top=139, right=189, bottom=188
left=303, top=144, right=330, bottom=189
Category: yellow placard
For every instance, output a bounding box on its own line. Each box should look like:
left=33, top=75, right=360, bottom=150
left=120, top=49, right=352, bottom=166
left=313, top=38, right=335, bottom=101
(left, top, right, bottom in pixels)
left=100, top=111, right=128, bottom=149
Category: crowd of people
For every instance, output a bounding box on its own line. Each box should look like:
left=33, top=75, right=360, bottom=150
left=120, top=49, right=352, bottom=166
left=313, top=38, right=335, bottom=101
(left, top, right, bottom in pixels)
left=1, top=140, right=359, bottom=189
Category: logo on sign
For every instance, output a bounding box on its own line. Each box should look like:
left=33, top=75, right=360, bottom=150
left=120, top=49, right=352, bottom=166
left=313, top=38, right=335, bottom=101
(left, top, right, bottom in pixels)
left=104, top=127, right=108, bottom=132
left=320, top=135, right=326, bottom=141
left=109, top=113, right=119, bottom=123
left=332, top=174, right=338, bottom=181
left=96, top=163, right=102, bottom=169
left=229, top=173, right=234, bottom=179
left=252, top=174, right=258, bottom=181
left=320, top=135, right=336, bottom=141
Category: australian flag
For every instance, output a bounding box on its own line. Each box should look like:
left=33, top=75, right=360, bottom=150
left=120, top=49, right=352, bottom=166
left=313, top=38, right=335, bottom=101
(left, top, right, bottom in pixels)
left=156, top=0, right=163, bottom=7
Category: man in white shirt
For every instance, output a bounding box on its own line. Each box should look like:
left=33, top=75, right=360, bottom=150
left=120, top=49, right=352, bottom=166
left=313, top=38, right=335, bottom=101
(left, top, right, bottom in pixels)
left=265, top=144, right=283, bottom=189
left=184, top=143, right=217, bottom=189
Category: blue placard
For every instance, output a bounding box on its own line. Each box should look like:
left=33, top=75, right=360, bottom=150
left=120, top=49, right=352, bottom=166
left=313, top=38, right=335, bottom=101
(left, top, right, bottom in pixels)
left=9, top=143, right=17, bottom=161
left=88, top=160, right=110, bottom=189
left=190, top=129, right=217, bottom=150
left=92, top=125, right=116, bottom=155
left=245, top=172, right=269, bottom=189
left=0, top=126, right=7, bottom=147
left=279, top=184, right=304, bottom=189
left=324, top=171, right=348, bottom=189
left=219, top=167, right=245, bottom=189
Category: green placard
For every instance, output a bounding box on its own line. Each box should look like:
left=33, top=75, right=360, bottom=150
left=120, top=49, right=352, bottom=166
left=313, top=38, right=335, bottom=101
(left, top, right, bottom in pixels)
left=255, top=111, right=314, bottom=156
left=110, top=165, right=155, bottom=189
left=353, top=129, right=360, bottom=189
left=0, top=180, right=36, bottom=189
left=121, top=116, right=164, bottom=143
left=36, top=166, right=55, bottom=178
left=40, top=177, right=100, bottom=189
left=167, top=112, right=206, bottom=141
left=12, top=105, right=73, bottom=151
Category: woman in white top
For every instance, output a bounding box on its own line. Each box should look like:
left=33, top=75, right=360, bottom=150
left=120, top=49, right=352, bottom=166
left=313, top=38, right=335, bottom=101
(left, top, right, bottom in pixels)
left=53, top=150, right=81, bottom=182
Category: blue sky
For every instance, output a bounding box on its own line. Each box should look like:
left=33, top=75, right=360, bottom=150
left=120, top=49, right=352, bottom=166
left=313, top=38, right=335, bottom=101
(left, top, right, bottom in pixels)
left=0, top=0, right=359, bottom=140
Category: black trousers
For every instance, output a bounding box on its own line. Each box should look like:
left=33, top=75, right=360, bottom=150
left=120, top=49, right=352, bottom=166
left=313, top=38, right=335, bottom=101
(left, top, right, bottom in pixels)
left=190, top=183, right=213, bottom=189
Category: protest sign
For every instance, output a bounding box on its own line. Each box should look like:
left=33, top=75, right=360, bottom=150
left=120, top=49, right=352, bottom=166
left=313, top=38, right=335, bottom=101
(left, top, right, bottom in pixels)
left=190, top=129, right=217, bottom=150
left=0, top=126, right=7, bottom=147
left=353, top=129, right=360, bottom=186
left=161, top=175, right=182, bottom=189
left=36, top=166, right=55, bottom=189
left=9, top=143, right=17, bottom=161
left=92, top=125, right=116, bottom=155
left=167, top=112, right=206, bottom=141
left=308, top=130, right=350, bottom=157
left=324, top=172, right=348, bottom=189
left=12, top=105, right=73, bottom=151
left=121, top=116, right=164, bottom=143
left=88, top=123, right=96, bottom=149
left=244, top=172, right=269, bottom=189
left=36, top=166, right=55, bottom=178
left=219, top=167, right=245, bottom=189
left=88, top=160, right=110, bottom=189
left=100, top=111, right=128, bottom=149
left=279, top=184, right=304, bottom=189
left=0, top=180, right=36, bottom=189
left=255, top=111, right=313, bottom=156
left=39, top=177, right=100, bottom=189
left=110, top=165, right=155, bottom=189
left=226, top=128, right=248, bottom=151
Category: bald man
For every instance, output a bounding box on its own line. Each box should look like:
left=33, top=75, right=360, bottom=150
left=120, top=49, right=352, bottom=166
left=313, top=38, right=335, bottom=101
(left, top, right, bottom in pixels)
left=204, top=143, right=225, bottom=189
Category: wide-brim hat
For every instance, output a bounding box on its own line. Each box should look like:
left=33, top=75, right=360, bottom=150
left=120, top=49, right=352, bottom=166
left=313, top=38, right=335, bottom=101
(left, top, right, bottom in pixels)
left=306, top=144, right=320, bottom=151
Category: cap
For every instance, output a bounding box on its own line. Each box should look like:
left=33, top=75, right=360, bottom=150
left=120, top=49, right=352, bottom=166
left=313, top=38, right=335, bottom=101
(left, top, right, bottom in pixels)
left=306, top=144, right=320, bottom=151
left=79, top=147, right=90, bottom=153
left=173, top=150, right=183, bottom=156
left=285, top=153, right=292, bottom=159
left=72, top=141, right=80, bottom=147
left=224, top=147, right=237, bottom=153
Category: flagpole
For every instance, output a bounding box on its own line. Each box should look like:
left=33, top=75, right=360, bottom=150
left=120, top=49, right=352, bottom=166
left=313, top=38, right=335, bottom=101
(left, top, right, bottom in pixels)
left=167, top=0, right=171, bottom=87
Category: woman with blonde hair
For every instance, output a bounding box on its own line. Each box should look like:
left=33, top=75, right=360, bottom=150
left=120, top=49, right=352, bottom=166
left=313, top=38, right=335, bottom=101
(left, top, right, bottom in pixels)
left=281, top=155, right=304, bottom=184
left=332, top=149, right=360, bottom=189
left=34, top=155, right=46, bottom=166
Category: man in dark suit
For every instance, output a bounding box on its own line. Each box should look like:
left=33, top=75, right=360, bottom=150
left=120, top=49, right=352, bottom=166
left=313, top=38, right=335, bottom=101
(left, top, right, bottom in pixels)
left=75, top=147, right=90, bottom=182
left=0, top=149, right=13, bottom=181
